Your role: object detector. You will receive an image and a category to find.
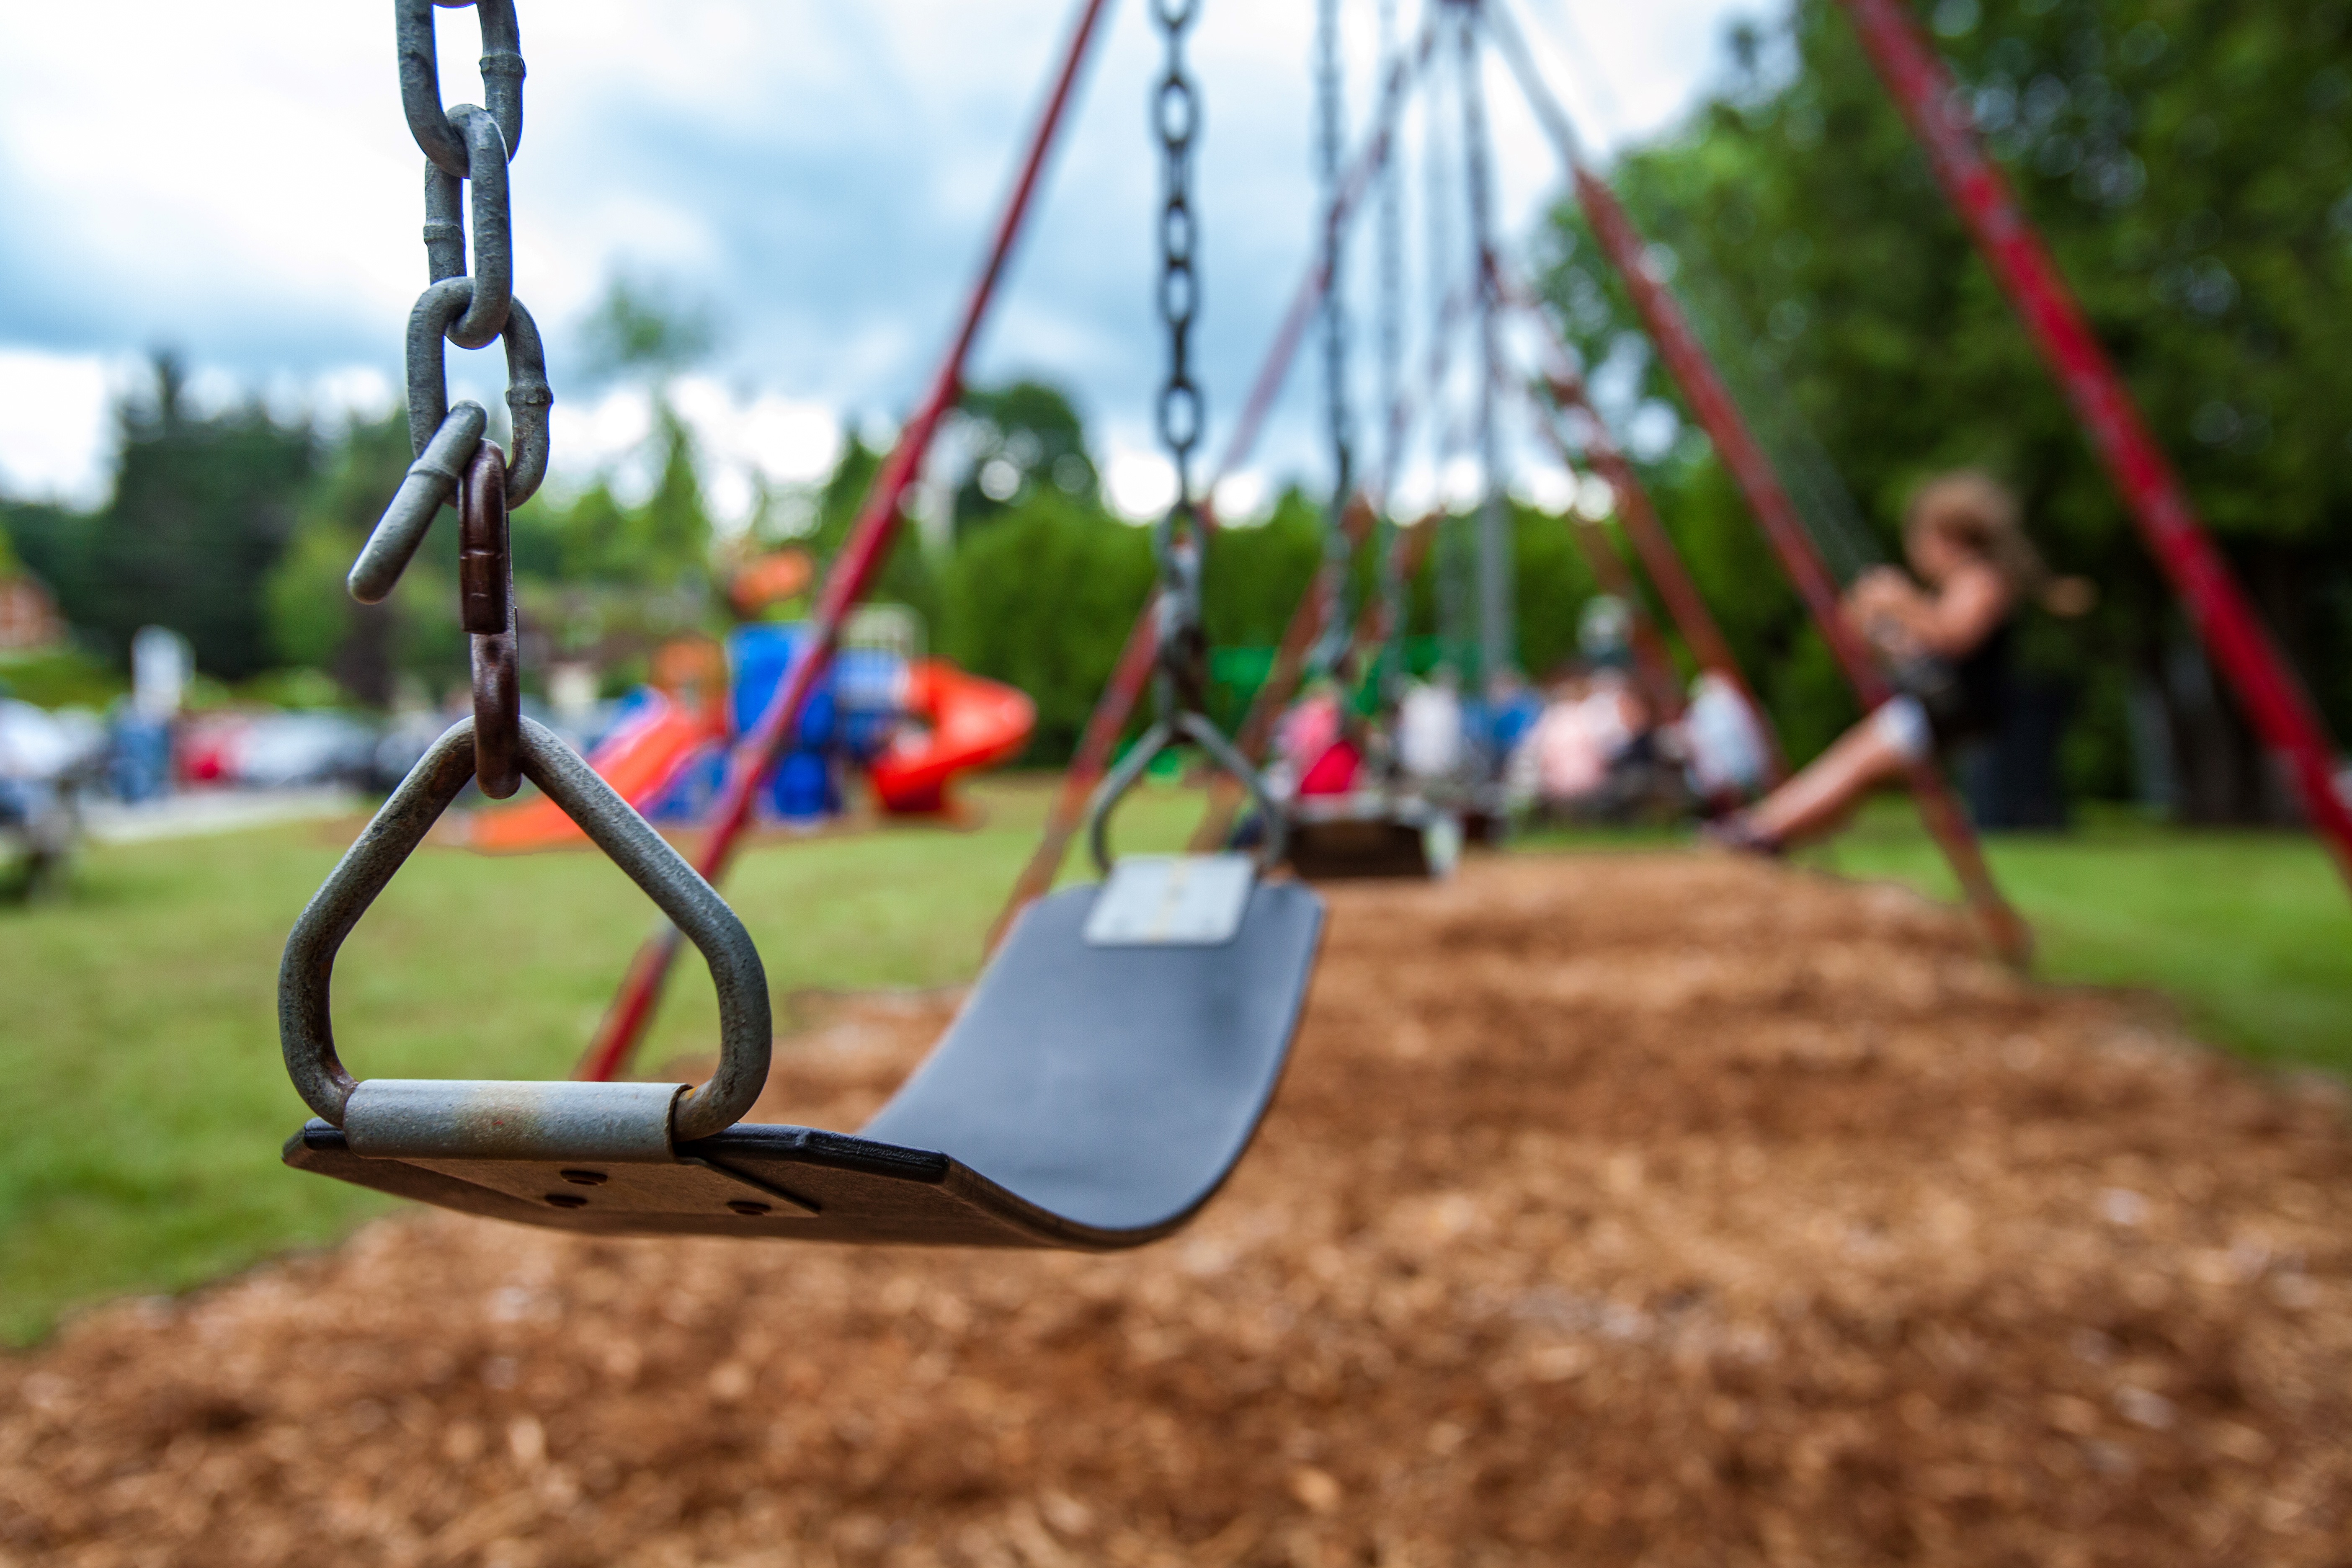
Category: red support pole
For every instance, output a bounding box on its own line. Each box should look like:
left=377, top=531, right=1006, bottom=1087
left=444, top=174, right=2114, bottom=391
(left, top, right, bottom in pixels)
left=581, top=0, right=1114, bottom=1082
left=1485, top=1, right=2029, bottom=961
left=1837, top=0, right=2352, bottom=888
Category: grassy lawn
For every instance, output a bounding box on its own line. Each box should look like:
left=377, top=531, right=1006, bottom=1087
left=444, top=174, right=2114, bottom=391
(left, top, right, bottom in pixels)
left=5, top=777, right=2346, bottom=1344
left=0, top=779, right=1203, bottom=1345
left=1518, top=800, right=2352, bottom=1070
left=1800, top=799, right=2352, bottom=1072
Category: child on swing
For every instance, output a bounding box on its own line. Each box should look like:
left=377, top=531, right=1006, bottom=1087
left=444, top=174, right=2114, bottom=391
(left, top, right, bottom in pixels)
left=1712, top=470, right=2086, bottom=853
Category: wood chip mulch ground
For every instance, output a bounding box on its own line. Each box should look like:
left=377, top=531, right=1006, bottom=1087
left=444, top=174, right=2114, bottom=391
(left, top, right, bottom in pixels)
left=5, top=851, right=2351, bottom=1567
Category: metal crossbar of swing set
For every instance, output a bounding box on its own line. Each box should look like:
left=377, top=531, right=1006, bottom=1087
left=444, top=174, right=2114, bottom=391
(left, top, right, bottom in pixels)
left=1478, top=0, right=2032, bottom=963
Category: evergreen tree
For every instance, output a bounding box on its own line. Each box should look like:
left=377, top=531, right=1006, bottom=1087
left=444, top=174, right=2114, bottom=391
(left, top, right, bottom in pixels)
left=70, top=356, right=316, bottom=678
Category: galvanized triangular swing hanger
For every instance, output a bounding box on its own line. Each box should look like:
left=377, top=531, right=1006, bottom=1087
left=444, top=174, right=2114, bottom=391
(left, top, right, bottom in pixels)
left=281, top=720, right=776, bottom=1161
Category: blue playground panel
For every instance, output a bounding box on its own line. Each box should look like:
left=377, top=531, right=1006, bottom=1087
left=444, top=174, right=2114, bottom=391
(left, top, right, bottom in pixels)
left=724, top=623, right=906, bottom=823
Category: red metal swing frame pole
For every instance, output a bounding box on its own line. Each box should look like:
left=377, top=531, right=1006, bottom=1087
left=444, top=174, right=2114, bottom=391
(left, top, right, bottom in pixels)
left=581, top=0, right=1115, bottom=1082
left=1485, top=0, right=2029, bottom=960
left=1836, top=0, right=2352, bottom=887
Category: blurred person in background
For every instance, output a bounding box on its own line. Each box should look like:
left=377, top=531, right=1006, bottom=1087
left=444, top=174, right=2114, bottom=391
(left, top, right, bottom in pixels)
left=1269, top=676, right=1363, bottom=800
left=1710, top=470, right=2088, bottom=853
left=0, top=696, right=96, bottom=895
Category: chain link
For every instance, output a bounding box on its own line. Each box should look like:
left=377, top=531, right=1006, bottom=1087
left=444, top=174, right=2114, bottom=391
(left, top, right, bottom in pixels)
left=1305, top=0, right=1357, bottom=680
left=1151, top=0, right=1207, bottom=715
left=1373, top=0, right=1409, bottom=706
left=1458, top=0, right=1514, bottom=688
left=353, top=0, right=551, bottom=787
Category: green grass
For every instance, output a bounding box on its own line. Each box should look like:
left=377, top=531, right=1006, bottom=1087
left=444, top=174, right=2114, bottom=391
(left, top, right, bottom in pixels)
left=6, top=779, right=2347, bottom=1344
left=0, top=779, right=1203, bottom=1344
left=1798, top=799, right=2352, bottom=1072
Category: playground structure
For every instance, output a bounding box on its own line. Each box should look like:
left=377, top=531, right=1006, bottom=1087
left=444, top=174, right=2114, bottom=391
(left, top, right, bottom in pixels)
left=8, top=0, right=2352, bottom=1560
left=468, top=612, right=1037, bottom=853
left=257, top=0, right=2352, bottom=1215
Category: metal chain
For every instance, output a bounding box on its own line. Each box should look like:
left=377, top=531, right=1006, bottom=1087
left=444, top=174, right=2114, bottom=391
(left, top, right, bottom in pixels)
left=1459, top=0, right=1514, bottom=691
left=1306, top=0, right=1357, bottom=680
left=1087, top=0, right=1289, bottom=869
left=1373, top=0, right=1408, bottom=709
left=352, top=0, right=553, bottom=797
left=1151, top=0, right=1207, bottom=716
left=1424, top=12, right=1473, bottom=684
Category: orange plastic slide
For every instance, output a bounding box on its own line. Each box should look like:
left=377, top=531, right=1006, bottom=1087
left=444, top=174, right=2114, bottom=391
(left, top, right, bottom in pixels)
left=470, top=691, right=717, bottom=852
left=868, top=658, right=1036, bottom=815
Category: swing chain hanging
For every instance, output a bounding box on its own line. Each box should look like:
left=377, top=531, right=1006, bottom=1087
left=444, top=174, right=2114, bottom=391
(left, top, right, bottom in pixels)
left=356, top=0, right=551, bottom=604
left=1305, top=0, right=1358, bottom=680
left=1373, top=0, right=1409, bottom=707
left=1151, top=0, right=1208, bottom=719
left=1082, top=0, right=1287, bottom=873
left=353, top=0, right=553, bottom=794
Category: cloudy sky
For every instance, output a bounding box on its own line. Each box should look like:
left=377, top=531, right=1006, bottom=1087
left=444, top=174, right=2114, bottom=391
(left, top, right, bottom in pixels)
left=0, top=0, right=1774, bottom=526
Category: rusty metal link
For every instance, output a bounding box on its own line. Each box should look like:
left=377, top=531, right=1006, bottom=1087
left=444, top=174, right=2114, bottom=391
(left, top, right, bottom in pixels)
left=461, top=441, right=520, bottom=797
left=356, top=0, right=542, bottom=611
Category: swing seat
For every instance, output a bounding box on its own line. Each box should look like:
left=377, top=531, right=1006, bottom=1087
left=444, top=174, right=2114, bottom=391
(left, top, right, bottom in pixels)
left=1284, top=794, right=1460, bottom=882
left=286, top=876, right=1324, bottom=1248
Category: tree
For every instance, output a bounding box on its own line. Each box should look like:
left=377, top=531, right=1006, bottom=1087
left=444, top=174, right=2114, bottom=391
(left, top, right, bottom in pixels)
left=951, top=380, right=1100, bottom=534
left=266, top=413, right=417, bottom=707
left=80, top=356, right=316, bottom=679
left=938, top=491, right=1154, bottom=761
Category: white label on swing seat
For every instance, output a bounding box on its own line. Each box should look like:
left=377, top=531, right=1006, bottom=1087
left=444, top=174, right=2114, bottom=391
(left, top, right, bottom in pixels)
left=1083, top=854, right=1255, bottom=947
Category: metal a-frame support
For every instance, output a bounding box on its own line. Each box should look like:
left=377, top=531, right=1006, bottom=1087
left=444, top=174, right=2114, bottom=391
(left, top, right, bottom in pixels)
left=1836, top=0, right=2352, bottom=892
left=1484, top=0, right=2031, bottom=962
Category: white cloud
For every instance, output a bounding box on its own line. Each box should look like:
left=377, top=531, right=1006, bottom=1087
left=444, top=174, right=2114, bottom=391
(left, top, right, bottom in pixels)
left=1104, top=446, right=1176, bottom=523
left=0, top=0, right=1774, bottom=509
left=0, top=350, right=132, bottom=508
left=1211, top=469, right=1270, bottom=524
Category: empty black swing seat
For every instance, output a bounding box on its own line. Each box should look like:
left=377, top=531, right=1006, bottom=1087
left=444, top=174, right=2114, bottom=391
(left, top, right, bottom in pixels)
left=1283, top=792, right=1461, bottom=882
left=282, top=720, right=1323, bottom=1250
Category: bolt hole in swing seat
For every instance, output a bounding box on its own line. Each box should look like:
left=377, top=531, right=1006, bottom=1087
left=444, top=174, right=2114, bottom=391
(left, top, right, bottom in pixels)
left=284, top=722, right=1324, bottom=1250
